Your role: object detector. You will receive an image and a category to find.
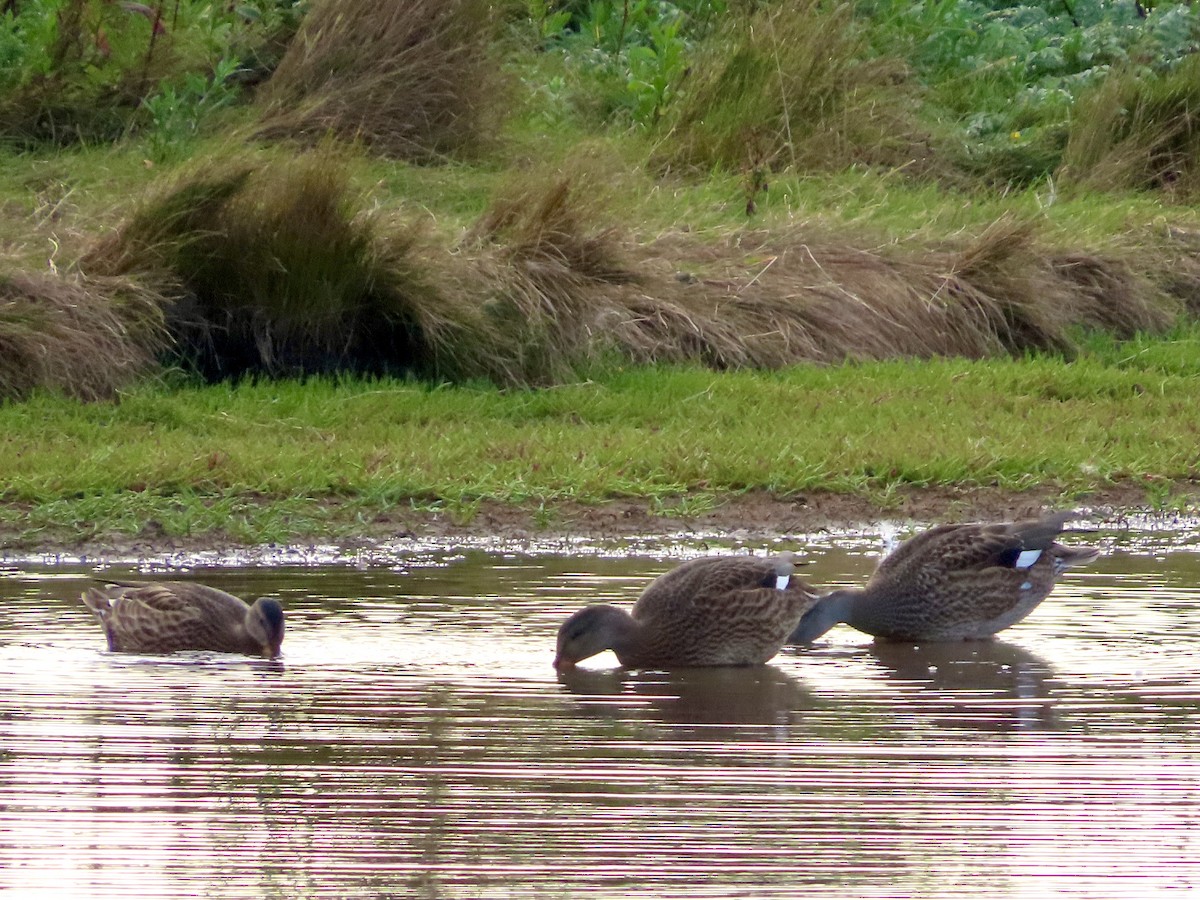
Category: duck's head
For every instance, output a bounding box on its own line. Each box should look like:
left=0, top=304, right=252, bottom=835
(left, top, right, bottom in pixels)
left=788, top=589, right=856, bottom=645
left=553, top=605, right=629, bottom=672
left=247, top=597, right=285, bottom=658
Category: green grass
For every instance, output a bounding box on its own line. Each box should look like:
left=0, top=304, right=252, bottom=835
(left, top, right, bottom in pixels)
left=3, top=3, right=1200, bottom=546
left=2, top=331, right=1198, bottom=545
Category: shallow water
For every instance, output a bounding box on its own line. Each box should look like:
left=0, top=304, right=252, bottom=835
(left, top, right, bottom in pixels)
left=2, top=522, right=1200, bottom=899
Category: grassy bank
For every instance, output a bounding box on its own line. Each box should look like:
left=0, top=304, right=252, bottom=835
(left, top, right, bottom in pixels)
left=4, top=2, right=1200, bottom=549
left=2, top=329, right=1198, bottom=549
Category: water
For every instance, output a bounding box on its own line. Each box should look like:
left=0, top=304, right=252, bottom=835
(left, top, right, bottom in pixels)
left=2, top=523, right=1200, bottom=899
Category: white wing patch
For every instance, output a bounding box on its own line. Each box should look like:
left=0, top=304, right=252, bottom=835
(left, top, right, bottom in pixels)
left=775, top=573, right=790, bottom=591
left=1015, top=549, right=1042, bottom=570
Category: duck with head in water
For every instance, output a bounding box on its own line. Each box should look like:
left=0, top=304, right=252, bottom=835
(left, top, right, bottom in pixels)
left=82, top=579, right=285, bottom=658
left=789, top=511, right=1100, bottom=644
left=554, top=553, right=818, bottom=671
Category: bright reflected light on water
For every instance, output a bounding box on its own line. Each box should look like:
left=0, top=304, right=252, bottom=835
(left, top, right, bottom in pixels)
left=2, top=528, right=1200, bottom=898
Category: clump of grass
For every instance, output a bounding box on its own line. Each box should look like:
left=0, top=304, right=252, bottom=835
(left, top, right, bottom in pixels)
left=661, top=0, right=932, bottom=179
left=1155, top=234, right=1200, bottom=317
left=74, top=149, right=1185, bottom=387
left=0, top=271, right=167, bottom=401
left=605, top=217, right=1177, bottom=368
left=256, top=0, right=505, bottom=161
left=469, top=177, right=632, bottom=283
left=610, top=237, right=1025, bottom=367
left=82, top=147, right=438, bottom=380
left=80, top=160, right=636, bottom=385
left=946, top=217, right=1076, bottom=354
left=1052, top=251, right=1179, bottom=336
left=440, top=176, right=637, bottom=384
left=1061, top=58, right=1200, bottom=198
left=0, top=83, right=130, bottom=148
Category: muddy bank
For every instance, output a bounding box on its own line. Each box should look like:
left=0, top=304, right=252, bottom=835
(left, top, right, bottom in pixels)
left=375, top=483, right=1184, bottom=543
left=2, top=483, right=1190, bottom=559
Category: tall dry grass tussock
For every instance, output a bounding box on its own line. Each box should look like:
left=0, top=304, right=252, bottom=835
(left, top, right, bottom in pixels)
left=1051, top=253, right=1178, bottom=336
left=256, top=0, right=504, bottom=161
left=1060, top=58, right=1200, bottom=198
left=1154, top=230, right=1200, bottom=317
left=435, top=178, right=639, bottom=384
left=83, top=155, right=645, bottom=385
left=83, top=149, right=438, bottom=380
left=602, top=217, right=1179, bottom=369
left=0, top=272, right=167, bottom=401
left=77, top=156, right=1184, bottom=387
left=661, top=0, right=933, bottom=179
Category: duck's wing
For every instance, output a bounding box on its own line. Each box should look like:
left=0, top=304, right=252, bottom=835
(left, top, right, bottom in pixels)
left=873, top=513, right=1085, bottom=626
left=1004, top=512, right=1099, bottom=571
left=633, top=555, right=814, bottom=626
left=106, top=582, right=208, bottom=628
left=628, top=554, right=818, bottom=665
left=88, top=581, right=260, bottom=654
left=874, top=512, right=1079, bottom=581
left=93, top=583, right=218, bottom=654
left=105, top=579, right=249, bottom=613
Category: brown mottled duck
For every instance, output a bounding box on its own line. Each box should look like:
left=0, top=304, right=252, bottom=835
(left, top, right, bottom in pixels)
left=789, top=511, right=1100, bottom=644
left=82, top=580, right=285, bottom=658
left=553, top=553, right=818, bottom=671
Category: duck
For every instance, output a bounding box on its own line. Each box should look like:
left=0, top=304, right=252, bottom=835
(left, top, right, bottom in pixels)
left=553, top=553, right=818, bottom=671
left=789, top=511, right=1099, bottom=644
left=81, top=579, right=285, bottom=658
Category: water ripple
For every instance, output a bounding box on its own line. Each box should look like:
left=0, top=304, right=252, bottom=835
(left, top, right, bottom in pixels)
left=2, top=531, right=1200, bottom=898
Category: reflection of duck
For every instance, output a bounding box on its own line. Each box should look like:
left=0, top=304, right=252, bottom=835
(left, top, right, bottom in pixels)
left=870, top=639, right=1054, bottom=694
left=791, top=512, right=1100, bottom=643
left=81, top=580, right=285, bottom=658
left=558, top=665, right=815, bottom=727
left=554, top=554, right=818, bottom=671
left=868, top=639, right=1058, bottom=731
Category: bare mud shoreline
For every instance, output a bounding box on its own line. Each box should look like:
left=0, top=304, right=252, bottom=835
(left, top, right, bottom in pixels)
left=2, top=484, right=1189, bottom=559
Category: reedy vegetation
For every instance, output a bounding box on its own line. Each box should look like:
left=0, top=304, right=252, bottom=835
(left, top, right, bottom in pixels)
left=2, top=0, right=1200, bottom=395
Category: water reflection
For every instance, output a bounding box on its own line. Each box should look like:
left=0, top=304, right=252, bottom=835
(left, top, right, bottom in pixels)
left=559, top=664, right=815, bottom=729
left=866, top=639, right=1060, bottom=732
left=2, top=532, right=1200, bottom=898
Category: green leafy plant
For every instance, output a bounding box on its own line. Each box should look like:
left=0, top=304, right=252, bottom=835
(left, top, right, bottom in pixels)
left=624, top=12, right=684, bottom=124
left=141, top=56, right=243, bottom=161
left=526, top=0, right=571, bottom=43
left=528, top=0, right=724, bottom=127
left=0, top=0, right=58, bottom=90
left=0, top=0, right=297, bottom=145
left=859, top=0, right=1200, bottom=185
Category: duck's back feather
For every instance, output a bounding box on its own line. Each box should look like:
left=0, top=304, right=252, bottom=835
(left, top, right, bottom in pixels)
left=82, top=581, right=261, bottom=655
left=627, top=556, right=817, bottom=667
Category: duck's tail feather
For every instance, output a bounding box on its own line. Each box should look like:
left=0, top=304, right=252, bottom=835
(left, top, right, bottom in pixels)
left=1054, top=545, right=1102, bottom=569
